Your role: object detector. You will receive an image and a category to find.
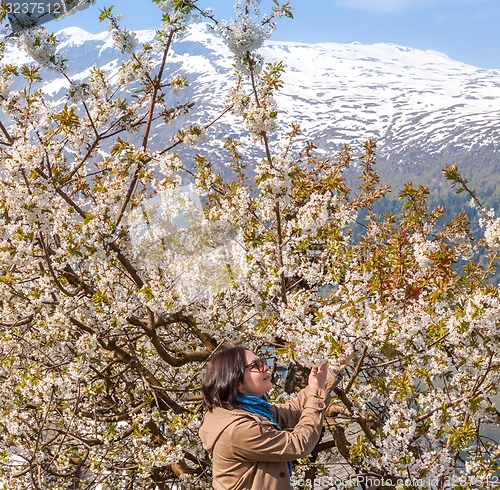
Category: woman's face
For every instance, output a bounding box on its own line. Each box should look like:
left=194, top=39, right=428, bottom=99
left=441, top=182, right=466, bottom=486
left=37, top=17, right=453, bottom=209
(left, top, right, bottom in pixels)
left=238, top=350, right=273, bottom=397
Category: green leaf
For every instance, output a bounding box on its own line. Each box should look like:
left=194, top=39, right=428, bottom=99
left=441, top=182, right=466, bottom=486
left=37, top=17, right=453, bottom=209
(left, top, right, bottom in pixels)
left=99, top=5, right=114, bottom=22
left=83, top=214, right=95, bottom=225
left=20, top=65, right=42, bottom=83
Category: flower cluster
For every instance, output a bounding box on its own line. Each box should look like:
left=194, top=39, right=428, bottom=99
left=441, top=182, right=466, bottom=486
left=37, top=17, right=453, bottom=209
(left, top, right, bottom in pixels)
left=110, top=27, right=138, bottom=54
left=409, top=232, right=439, bottom=271
left=20, top=28, right=65, bottom=70
left=482, top=216, right=500, bottom=250
left=218, top=16, right=269, bottom=58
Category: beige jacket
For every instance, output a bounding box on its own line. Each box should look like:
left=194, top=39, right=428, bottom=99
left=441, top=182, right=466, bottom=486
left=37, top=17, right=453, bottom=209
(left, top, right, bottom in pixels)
left=199, top=375, right=336, bottom=490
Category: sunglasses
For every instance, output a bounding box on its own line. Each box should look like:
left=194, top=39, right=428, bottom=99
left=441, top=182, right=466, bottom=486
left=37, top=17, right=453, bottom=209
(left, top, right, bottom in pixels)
left=244, top=358, right=267, bottom=372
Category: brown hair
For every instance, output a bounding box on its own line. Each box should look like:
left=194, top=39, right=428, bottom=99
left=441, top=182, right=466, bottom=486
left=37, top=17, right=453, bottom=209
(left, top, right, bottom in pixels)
left=201, top=346, right=248, bottom=412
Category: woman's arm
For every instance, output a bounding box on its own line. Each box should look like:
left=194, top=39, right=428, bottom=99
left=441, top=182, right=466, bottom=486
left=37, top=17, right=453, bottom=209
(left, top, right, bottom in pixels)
left=228, top=388, right=329, bottom=462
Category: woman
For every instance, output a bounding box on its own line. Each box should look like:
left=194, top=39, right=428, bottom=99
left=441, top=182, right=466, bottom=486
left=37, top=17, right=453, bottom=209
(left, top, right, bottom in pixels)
left=199, top=346, right=348, bottom=489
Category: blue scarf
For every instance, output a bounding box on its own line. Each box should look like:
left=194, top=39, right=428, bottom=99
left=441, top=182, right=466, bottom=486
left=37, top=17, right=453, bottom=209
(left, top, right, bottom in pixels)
left=236, top=393, right=293, bottom=477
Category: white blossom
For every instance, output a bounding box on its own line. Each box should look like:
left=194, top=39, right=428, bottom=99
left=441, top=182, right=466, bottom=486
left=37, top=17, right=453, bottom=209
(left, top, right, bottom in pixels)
left=218, top=17, right=269, bottom=58
left=110, top=27, right=138, bottom=54
left=20, top=28, right=64, bottom=70
left=482, top=217, right=500, bottom=250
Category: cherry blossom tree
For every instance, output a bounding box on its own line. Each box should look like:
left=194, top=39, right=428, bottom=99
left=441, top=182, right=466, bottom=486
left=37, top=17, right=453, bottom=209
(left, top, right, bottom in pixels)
left=0, top=1, right=498, bottom=489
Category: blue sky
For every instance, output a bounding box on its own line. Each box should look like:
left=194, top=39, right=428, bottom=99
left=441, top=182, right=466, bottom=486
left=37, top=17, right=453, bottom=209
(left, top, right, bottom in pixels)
left=48, top=0, right=500, bottom=69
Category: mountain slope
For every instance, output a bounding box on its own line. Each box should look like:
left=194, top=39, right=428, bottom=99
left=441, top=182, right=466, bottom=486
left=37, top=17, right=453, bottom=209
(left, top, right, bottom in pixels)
left=2, top=23, right=500, bottom=202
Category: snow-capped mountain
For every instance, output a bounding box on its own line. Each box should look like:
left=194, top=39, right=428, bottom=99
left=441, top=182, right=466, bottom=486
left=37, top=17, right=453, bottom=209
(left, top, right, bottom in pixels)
left=3, top=23, right=500, bottom=199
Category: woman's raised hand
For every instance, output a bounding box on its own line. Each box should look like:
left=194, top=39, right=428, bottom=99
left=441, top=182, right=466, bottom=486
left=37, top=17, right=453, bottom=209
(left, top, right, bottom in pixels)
left=308, top=344, right=354, bottom=390
left=308, top=363, right=328, bottom=390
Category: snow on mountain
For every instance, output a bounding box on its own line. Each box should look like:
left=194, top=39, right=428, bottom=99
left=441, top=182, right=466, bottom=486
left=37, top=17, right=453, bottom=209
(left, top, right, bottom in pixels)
left=2, top=23, right=500, bottom=188
left=260, top=39, right=500, bottom=165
